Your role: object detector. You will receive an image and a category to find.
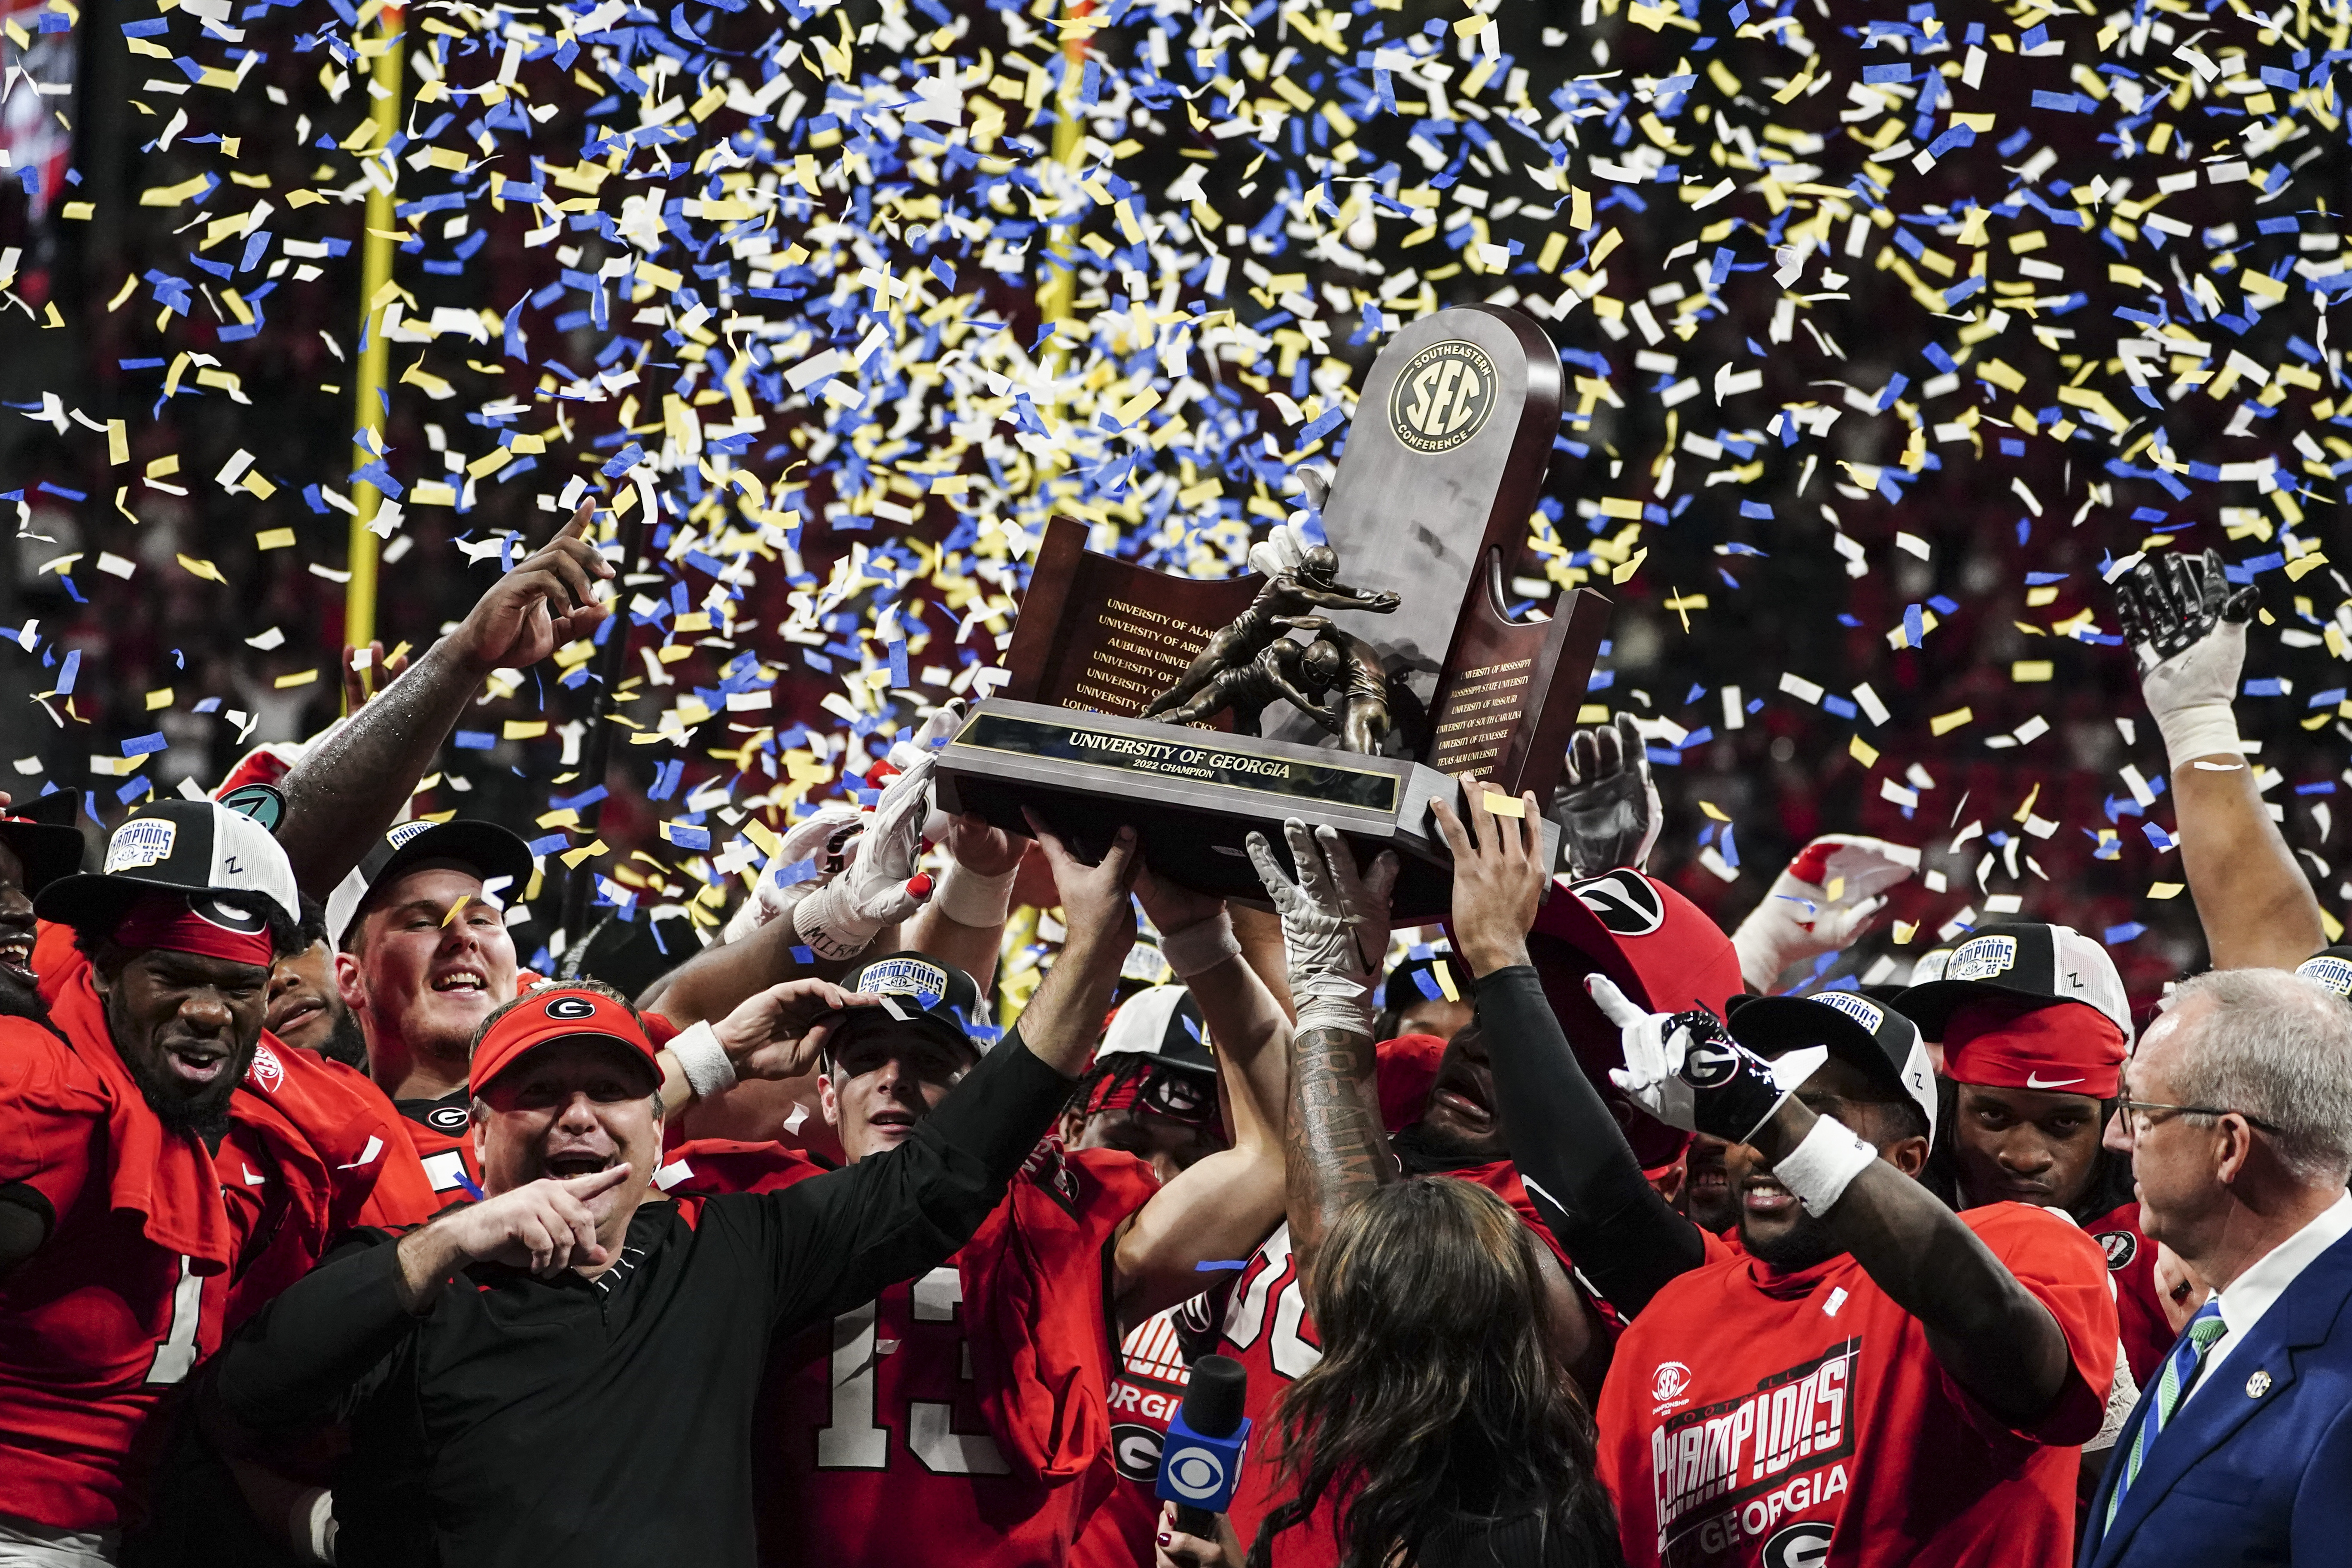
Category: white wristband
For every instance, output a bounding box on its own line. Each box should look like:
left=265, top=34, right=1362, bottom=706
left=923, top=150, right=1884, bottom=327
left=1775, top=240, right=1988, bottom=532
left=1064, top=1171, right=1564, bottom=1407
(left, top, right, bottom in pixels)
left=292, top=1487, right=337, bottom=1566
left=1771, top=1114, right=1879, bottom=1218
left=2153, top=703, right=2243, bottom=772
left=668, top=1019, right=738, bottom=1100
left=934, top=859, right=1018, bottom=928
left=1160, top=910, right=1241, bottom=979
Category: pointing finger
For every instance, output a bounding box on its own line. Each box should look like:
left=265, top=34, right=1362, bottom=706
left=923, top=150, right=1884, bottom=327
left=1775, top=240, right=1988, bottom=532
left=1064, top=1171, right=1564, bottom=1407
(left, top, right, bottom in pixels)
left=1585, top=973, right=1647, bottom=1028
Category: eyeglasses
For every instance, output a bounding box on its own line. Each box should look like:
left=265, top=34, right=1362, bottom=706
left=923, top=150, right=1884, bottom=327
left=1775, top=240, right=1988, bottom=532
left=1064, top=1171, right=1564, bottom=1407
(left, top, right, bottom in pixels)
left=2112, top=1097, right=2284, bottom=1136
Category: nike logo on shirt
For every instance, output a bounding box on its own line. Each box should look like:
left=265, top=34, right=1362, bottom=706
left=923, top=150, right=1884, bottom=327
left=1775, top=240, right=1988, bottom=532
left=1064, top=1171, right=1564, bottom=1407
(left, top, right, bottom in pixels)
left=2026, top=1072, right=2084, bottom=1089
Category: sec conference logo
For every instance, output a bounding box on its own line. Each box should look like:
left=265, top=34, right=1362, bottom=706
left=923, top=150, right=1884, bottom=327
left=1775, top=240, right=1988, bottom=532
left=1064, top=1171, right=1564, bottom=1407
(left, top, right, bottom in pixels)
left=1651, top=1361, right=1691, bottom=1403
left=1388, top=340, right=1497, bottom=454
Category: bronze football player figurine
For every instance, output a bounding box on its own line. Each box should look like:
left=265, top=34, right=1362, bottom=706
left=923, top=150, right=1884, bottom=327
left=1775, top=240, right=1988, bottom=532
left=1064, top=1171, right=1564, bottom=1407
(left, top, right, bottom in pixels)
left=1153, top=635, right=1345, bottom=737
left=1281, top=619, right=1402, bottom=755
left=1141, top=523, right=1400, bottom=721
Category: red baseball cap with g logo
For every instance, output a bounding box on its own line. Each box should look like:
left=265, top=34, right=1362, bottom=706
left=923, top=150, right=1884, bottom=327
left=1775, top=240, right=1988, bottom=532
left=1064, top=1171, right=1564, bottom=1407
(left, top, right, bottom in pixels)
left=472, top=985, right=660, bottom=1094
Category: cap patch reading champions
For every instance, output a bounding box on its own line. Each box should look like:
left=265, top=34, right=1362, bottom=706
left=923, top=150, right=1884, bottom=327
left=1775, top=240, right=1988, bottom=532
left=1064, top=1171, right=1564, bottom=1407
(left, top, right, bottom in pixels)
left=859, top=955, right=949, bottom=1013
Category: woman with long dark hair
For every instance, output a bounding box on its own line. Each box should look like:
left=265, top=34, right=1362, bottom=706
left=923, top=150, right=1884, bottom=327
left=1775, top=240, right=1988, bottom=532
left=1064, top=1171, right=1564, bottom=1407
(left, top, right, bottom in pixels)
left=1241, top=1177, right=1624, bottom=1568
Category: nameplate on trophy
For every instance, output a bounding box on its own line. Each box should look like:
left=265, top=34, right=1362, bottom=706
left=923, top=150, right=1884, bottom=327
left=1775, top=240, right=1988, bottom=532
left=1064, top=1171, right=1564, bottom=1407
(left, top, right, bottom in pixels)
left=953, top=711, right=1402, bottom=812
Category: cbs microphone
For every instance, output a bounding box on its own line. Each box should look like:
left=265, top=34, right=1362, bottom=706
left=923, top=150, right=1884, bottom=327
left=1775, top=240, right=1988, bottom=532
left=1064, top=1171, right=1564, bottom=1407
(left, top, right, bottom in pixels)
left=1155, top=1353, right=1251, bottom=1537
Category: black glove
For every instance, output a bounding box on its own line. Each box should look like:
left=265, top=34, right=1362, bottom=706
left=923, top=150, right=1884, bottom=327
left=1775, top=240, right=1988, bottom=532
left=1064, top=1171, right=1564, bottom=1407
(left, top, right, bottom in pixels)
left=1598, top=977, right=1810, bottom=1145
left=2112, top=547, right=2257, bottom=672
left=1670, top=1011, right=1798, bottom=1144
left=1550, top=712, right=1661, bottom=878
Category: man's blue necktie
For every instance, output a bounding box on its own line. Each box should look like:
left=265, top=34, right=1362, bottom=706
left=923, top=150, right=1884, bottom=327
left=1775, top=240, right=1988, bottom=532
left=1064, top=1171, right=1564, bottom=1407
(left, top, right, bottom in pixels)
left=2104, top=1300, right=2228, bottom=1537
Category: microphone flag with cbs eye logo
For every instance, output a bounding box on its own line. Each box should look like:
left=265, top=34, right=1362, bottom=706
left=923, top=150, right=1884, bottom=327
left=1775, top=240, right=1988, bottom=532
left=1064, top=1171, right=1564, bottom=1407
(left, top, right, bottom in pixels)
left=1156, top=1353, right=1250, bottom=1516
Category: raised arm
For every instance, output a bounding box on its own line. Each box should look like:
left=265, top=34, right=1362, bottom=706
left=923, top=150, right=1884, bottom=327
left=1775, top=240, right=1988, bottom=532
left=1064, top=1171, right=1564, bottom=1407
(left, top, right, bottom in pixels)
left=648, top=755, right=939, bottom=1021
left=904, top=814, right=1028, bottom=997
left=2116, top=548, right=2324, bottom=970
left=1433, top=786, right=1706, bottom=1317
left=275, top=503, right=612, bottom=897
left=1011, top=811, right=1141, bottom=1077
left=1246, top=821, right=1397, bottom=1286
left=1746, top=1094, right=2079, bottom=1426
left=1609, top=1002, right=2079, bottom=1427
left=1110, top=869, right=1293, bottom=1329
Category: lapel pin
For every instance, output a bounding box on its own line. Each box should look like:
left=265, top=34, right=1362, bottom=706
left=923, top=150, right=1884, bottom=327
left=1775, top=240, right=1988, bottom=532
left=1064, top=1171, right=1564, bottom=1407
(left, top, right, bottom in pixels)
left=2246, top=1370, right=2273, bottom=1398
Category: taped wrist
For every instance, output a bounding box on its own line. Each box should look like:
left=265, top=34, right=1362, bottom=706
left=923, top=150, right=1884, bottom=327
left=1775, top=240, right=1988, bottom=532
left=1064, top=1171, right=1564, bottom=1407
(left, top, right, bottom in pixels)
left=2153, top=703, right=2243, bottom=770
left=1160, top=910, right=1241, bottom=979
left=1293, top=993, right=1372, bottom=1037
left=1771, top=1114, right=1878, bottom=1217
left=934, top=859, right=1018, bottom=928
left=667, top=1019, right=737, bottom=1100
left=792, top=882, right=878, bottom=961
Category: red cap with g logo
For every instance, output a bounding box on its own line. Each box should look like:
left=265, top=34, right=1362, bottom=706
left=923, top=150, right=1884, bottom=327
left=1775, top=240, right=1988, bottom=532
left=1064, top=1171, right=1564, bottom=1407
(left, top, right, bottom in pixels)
left=472, top=985, right=660, bottom=1093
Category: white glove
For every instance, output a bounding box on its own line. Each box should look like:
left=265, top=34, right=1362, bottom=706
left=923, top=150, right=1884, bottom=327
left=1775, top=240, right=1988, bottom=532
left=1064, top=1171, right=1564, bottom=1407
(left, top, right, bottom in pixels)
left=790, top=750, right=937, bottom=960
left=724, top=803, right=863, bottom=944
left=1245, top=818, right=1398, bottom=1037
left=2114, top=550, right=2256, bottom=769
left=1247, top=519, right=1316, bottom=579
left=885, top=697, right=965, bottom=843
left=1729, top=834, right=1914, bottom=993
left=1594, top=973, right=1701, bottom=1130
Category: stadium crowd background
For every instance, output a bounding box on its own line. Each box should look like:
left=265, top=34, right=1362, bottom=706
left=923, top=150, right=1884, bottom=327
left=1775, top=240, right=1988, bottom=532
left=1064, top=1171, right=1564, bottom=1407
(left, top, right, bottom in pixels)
left=0, top=0, right=2348, bottom=997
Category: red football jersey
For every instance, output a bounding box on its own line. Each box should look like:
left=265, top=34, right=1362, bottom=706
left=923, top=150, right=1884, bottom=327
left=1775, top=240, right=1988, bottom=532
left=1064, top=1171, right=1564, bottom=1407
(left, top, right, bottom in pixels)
left=2082, top=1201, right=2174, bottom=1387
left=1595, top=1203, right=2116, bottom=1568
left=395, top=1090, right=482, bottom=1208
left=1202, top=1160, right=1578, bottom=1568
left=1071, top=1307, right=1196, bottom=1568
left=748, top=1143, right=1158, bottom=1568
left=2, top=930, right=429, bottom=1529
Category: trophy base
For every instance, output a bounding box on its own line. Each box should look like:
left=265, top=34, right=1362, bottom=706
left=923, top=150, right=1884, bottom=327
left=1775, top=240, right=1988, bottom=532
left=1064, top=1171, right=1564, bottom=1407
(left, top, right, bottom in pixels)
left=934, top=698, right=1559, bottom=924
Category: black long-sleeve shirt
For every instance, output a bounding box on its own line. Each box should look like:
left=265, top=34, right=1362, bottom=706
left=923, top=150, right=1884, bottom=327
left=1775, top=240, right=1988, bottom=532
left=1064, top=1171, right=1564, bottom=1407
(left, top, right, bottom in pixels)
left=1474, top=965, right=1704, bottom=1317
left=203, top=1032, right=1076, bottom=1568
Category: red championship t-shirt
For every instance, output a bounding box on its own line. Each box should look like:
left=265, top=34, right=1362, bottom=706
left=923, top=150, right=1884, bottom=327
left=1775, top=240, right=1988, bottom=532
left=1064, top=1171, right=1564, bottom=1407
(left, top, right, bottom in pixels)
left=1594, top=1203, right=2117, bottom=1568
left=1198, top=1159, right=1581, bottom=1568
left=2082, top=1201, right=2174, bottom=1388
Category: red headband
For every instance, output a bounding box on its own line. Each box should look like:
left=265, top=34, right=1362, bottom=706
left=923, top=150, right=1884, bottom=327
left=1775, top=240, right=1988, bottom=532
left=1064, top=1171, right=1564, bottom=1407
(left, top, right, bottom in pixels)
left=1944, top=996, right=2126, bottom=1100
left=112, top=892, right=275, bottom=969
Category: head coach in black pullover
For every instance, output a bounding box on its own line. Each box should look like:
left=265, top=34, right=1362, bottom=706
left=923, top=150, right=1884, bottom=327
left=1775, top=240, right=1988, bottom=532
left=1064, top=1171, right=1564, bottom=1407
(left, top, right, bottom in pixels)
left=200, top=825, right=1150, bottom=1568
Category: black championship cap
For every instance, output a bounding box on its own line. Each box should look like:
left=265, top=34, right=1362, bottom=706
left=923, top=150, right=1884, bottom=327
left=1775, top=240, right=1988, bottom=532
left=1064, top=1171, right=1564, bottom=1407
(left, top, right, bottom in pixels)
left=834, top=950, right=986, bottom=1056
left=1728, top=989, right=1938, bottom=1141
left=36, top=799, right=301, bottom=932
left=1894, top=920, right=2133, bottom=1043
left=326, top=819, right=536, bottom=949
left=0, top=789, right=85, bottom=896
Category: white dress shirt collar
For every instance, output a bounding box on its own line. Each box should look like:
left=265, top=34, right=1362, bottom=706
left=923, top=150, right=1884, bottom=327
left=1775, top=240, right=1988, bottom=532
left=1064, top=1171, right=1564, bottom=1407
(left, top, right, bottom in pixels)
left=2189, top=1190, right=2352, bottom=1404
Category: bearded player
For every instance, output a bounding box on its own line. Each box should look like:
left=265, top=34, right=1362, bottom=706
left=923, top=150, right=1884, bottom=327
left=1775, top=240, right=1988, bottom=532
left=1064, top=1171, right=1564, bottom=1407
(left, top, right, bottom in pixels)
left=1583, top=936, right=2118, bottom=1565
left=0, top=803, right=421, bottom=1563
